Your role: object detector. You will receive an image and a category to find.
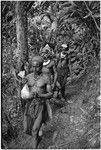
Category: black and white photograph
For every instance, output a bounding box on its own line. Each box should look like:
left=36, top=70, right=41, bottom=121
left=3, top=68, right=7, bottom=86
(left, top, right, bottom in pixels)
left=1, top=1, right=100, bottom=149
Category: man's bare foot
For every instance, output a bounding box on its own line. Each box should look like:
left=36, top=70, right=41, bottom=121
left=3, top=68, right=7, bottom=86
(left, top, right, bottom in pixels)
left=39, top=123, right=44, bottom=136
left=39, top=130, right=43, bottom=136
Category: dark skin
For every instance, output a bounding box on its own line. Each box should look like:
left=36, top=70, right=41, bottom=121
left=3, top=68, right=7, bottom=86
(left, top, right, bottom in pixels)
left=57, top=49, right=70, bottom=98
left=25, top=72, right=52, bottom=99
left=57, top=50, right=68, bottom=68
left=22, top=60, right=52, bottom=148
left=42, top=53, right=58, bottom=90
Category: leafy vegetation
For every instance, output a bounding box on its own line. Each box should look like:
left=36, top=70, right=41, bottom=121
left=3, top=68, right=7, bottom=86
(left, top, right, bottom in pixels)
left=1, top=1, right=100, bottom=149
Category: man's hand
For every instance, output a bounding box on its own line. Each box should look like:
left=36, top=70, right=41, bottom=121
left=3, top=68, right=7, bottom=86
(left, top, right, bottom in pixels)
left=33, top=92, right=38, bottom=98
left=51, top=83, right=55, bottom=90
left=22, top=78, right=28, bottom=85
left=37, top=93, right=44, bottom=98
left=18, top=71, right=25, bottom=78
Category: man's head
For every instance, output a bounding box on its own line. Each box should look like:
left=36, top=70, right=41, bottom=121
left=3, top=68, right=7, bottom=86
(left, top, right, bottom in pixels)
left=32, top=56, right=43, bottom=74
left=41, top=44, right=53, bottom=60
left=60, top=44, right=69, bottom=59
left=61, top=44, right=69, bottom=51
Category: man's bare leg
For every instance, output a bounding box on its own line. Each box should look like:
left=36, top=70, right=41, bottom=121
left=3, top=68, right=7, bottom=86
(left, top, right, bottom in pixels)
left=23, top=101, right=32, bottom=134
left=31, top=108, right=43, bottom=148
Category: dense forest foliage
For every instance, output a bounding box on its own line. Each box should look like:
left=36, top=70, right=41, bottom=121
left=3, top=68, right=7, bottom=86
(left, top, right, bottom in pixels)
left=1, top=1, right=100, bottom=149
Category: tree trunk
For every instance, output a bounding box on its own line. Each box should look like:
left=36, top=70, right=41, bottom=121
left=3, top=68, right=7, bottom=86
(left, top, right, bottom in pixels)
left=15, top=1, right=28, bottom=71
left=15, top=1, right=28, bottom=103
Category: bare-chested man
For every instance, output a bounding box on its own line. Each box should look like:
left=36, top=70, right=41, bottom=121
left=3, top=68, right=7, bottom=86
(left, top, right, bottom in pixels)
left=57, top=44, right=69, bottom=68
left=40, top=44, right=61, bottom=98
left=57, top=44, right=70, bottom=98
left=21, top=56, right=53, bottom=148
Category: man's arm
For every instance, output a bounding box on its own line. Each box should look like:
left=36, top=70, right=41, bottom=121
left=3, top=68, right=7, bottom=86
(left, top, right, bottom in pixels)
left=39, top=84, right=53, bottom=99
left=52, top=62, right=58, bottom=89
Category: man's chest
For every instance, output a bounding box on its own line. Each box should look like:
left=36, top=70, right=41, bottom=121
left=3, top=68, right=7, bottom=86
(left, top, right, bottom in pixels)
left=46, top=61, right=55, bottom=72
left=28, top=76, right=46, bottom=88
left=43, top=64, right=53, bottom=71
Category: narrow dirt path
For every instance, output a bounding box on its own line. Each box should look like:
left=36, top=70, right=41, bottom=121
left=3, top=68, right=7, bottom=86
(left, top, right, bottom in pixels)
left=8, top=65, right=100, bottom=149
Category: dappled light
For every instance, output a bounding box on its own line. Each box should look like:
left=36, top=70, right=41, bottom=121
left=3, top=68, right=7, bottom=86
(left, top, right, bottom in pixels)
left=1, top=1, right=100, bottom=149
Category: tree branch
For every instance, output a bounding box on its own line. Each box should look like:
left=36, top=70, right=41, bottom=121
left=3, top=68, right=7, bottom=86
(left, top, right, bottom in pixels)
left=83, top=12, right=91, bottom=19
left=84, top=1, right=100, bottom=31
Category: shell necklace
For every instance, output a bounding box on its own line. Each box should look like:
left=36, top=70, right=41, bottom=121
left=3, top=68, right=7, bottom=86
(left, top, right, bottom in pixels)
left=33, top=73, right=42, bottom=81
left=43, top=59, right=50, bottom=66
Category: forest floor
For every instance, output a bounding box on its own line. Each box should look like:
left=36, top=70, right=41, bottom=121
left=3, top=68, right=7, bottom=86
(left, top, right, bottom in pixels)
left=7, top=61, right=100, bottom=149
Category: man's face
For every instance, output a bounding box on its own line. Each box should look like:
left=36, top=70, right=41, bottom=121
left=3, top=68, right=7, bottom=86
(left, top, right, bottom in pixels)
left=32, top=61, right=42, bottom=73
left=41, top=52, right=47, bottom=58
left=41, top=51, right=49, bottom=61
left=60, top=51, right=67, bottom=58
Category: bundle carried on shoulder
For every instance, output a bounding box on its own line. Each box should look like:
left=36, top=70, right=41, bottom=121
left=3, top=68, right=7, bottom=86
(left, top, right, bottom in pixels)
left=21, top=84, right=30, bottom=99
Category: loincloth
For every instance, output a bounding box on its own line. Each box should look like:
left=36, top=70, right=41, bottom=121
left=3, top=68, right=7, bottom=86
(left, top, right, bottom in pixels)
left=26, top=98, right=52, bottom=123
